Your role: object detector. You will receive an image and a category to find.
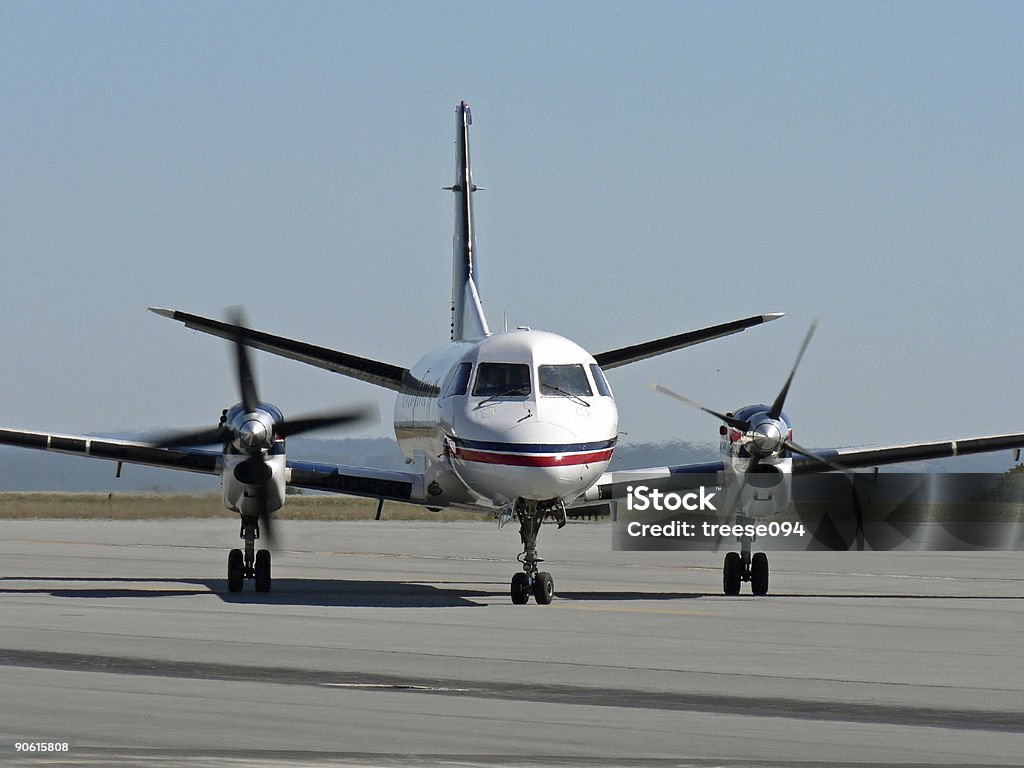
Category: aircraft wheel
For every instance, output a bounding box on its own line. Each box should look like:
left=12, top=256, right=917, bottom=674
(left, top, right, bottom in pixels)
left=751, top=552, right=769, bottom=596
left=533, top=572, right=554, bottom=605
left=254, top=549, right=272, bottom=593
left=511, top=572, right=530, bottom=604
left=227, top=549, right=244, bottom=593
left=723, top=552, right=742, bottom=595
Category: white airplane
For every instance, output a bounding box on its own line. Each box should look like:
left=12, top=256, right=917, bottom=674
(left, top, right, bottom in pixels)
left=3, top=101, right=1023, bottom=602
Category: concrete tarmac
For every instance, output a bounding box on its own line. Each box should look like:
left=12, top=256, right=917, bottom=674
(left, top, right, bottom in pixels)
left=0, top=519, right=1022, bottom=767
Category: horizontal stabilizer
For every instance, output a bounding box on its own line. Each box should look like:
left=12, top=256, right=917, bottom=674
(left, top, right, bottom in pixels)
left=594, top=313, right=784, bottom=369
left=150, top=308, right=413, bottom=393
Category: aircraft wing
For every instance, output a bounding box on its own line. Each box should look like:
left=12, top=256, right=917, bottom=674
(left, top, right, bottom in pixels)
left=577, top=429, right=1024, bottom=504
left=286, top=459, right=425, bottom=502
left=0, top=427, right=427, bottom=504
left=0, top=428, right=221, bottom=474
left=149, top=308, right=413, bottom=393
left=593, top=313, right=784, bottom=369
left=792, top=433, right=1024, bottom=473
left=579, top=432, right=1024, bottom=495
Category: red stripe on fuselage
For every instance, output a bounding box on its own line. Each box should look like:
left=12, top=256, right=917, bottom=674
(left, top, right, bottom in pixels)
left=453, top=447, right=614, bottom=467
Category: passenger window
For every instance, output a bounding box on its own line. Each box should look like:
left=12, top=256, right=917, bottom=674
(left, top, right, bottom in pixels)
left=473, top=363, right=532, bottom=397
left=444, top=362, right=473, bottom=397
left=589, top=363, right=612, bottom=397
left=539, top=364, right=593, bottom=397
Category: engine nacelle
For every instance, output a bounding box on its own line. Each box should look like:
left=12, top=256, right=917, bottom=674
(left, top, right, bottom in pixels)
left=221, top=441, right=287, bottom=519
left=721, top=459, right=793, bottom=519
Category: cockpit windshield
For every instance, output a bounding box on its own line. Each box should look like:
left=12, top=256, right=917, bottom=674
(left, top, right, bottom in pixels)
left=472, top=363, right=532, bottom=397
left=539, top=364, right=593, bottom=397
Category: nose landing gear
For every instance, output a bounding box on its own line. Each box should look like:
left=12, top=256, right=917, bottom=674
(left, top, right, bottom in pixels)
left=723, top=521, right=769, bottom=596
left=227, top=516, right=272, bottom=593
left=508, top=499, right=563, bottom=604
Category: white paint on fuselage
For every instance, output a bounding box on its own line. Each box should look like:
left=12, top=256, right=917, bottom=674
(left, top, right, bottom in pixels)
left=393, top=329, right=619, bottom=509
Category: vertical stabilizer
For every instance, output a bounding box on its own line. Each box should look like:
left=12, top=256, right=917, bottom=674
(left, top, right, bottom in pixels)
left=446, top=101, right=490, bottom=341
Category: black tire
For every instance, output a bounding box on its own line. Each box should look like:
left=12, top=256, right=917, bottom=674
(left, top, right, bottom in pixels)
left=723, top=552, right=742, bottom=595
left=254, top=549, right=272, bottom=593
left=227, top=549, right=244, bottom=593
left=533, top=572, right=554, bottom=605
left=511, top=572, right=530, bottom=604
left=751, top=552, right=769, bottom=596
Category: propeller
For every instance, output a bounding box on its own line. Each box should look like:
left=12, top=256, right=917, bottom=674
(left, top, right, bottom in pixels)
left=652, top=385, right=750, bottom=431
left=150, top=308, right=375, bottom=542
left=151, top=405, right=372, bottom=450
left=769, top=319, right=817, bottom=420
left=653, top=321, right=848, bottom=473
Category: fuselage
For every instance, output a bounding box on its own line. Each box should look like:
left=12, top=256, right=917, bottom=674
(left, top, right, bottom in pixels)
left=393, top=328, right=619, bottom=509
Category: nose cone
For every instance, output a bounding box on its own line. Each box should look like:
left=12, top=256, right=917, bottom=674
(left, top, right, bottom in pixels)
left=238, top=419, right=269, bottom=452
left=750, top=420, right=784, bottom=455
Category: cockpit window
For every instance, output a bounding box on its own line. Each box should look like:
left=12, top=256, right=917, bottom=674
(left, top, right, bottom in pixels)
left=539, top=364, right=593, bottom=397
left=472, top=363, right=532, bottom=397
left=443, top=362, right=473, bottom=397
left=589, top=363, right=612, bottom=397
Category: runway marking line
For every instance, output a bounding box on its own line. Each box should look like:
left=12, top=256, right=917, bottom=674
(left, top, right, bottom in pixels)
left=322, top=682, right=471, bottom=692
left=552, top=603, right=723, bottom=616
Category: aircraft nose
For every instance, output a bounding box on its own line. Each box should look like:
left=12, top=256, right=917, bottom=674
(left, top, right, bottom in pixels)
left=450, top=419, right=613, bottom=504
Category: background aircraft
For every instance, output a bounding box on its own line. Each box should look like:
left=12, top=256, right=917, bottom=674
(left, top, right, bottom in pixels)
left=3, top=103, right=1023, bottom=602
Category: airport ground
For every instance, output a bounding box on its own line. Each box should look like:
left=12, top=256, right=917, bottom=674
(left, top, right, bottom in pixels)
left=0, top=503, right=1022, bottom=766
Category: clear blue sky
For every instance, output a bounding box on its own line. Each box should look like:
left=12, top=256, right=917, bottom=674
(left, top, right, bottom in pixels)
left=2, top=2, right=1023, bottom=453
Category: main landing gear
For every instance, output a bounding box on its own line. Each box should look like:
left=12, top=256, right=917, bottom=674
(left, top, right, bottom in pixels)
left=227, top=515, right=271, bottom=593
left=509, top=499, right=564, bottom=605
left=723, top=518, right=769, bottom=596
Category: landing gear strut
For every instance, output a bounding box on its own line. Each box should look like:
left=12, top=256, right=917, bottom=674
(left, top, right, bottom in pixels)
left=509, top=499, right=561, bottom=605
left=227, top=516, right=272, bottom=593
left=722, top=517, right=769, bottom=596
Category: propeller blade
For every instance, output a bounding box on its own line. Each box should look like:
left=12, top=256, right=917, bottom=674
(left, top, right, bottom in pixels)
left=149, top=425, right=230, bottom=448
left=785, top=439, right=850, bottom=473
left=260, top=505, right=275, bottom=547
left=275, top=405, right=376, bottom=438
left=227, top=307, right=260, bottom=414
left=769, top=320, right=818, bottom=420
left=652, top=384, right=750, bottom=431
left=244, top=478, right=276, bottom=548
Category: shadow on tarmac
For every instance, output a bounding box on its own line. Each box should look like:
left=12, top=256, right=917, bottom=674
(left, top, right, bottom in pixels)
left=2, top=576, right=1022, bottom=606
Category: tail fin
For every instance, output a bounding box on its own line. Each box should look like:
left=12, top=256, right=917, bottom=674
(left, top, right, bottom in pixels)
left=446, top=101, right=490, bottom=341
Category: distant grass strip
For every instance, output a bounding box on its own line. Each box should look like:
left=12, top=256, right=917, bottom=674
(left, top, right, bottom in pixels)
left=0, top=493, right=485, bottom=521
